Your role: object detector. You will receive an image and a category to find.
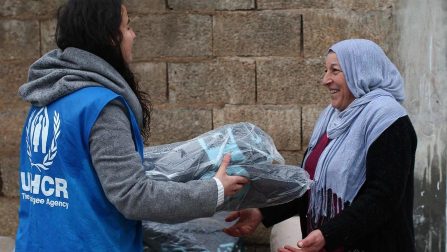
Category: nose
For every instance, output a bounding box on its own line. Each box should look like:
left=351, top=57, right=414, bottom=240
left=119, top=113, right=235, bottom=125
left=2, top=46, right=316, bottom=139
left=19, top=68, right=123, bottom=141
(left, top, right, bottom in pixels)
left=131, top=30, right=136, bottom=39
left=321, top=72, right=332, bottom=86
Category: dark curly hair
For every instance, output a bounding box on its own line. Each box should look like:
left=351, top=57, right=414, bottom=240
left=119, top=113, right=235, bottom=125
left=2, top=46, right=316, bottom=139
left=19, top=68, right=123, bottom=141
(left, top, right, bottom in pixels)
left=55, top=0, right=151, bottom=142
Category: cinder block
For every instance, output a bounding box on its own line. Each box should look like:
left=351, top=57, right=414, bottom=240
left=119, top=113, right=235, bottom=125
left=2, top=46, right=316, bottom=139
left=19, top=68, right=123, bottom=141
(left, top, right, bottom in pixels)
left=334, top=0, right=394, bottom=10
left=131, top=62, right=167, bottom=104
left=0, top=0, right=64, bottom=19
left=0, top=61, right=30, bottom=196
left=0, top=109, right=27, bottom=157
left=257, top=0, right=329, bottom=10
left=302, top=9, right=351, bottom=58
left=279, top=150, right=304, bottom=166
left=0, top=157, right=20, bottom=197
left=0, top=197, right=19, bottom=237
left=214, top=11, right=301, bottom=56
left=126, top=0, right=166, bottom=14
left=148, top=108, right=212, bottom=146
left=132, top=14, right=212, bottom=59
left=0, top=20, right=40, bottom=61
left=213, top=105, right=301, bottom=150
left=168, top=59, right=255, bottom=105
left=216, top=0, right=255, bottom=10
left=302, top=104, right=327, bottom=148
left=303, top=9, right=393, bottom=58
left=0, top=60, right=28, bottom=198
left=167, top=0, right=254, bottom=10
left=351, top=10, right=393, bottom=54
left=257, top=0, right=393, bottom=11
left=40, top=19, right=57, bottom=55
left=257, top=57, right=328, bottom=105
left=0, top=61, right=32, bottom=111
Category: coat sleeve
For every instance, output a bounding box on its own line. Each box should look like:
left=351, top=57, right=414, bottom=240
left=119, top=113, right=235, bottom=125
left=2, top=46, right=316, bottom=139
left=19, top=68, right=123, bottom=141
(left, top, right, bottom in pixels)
left=319, top=116, right=417, bottom=250
left=260, top=195, right=307, bottom=228
left=89, top=99, right=218, bottom=223
left=260, top=148, right=310, bottom=229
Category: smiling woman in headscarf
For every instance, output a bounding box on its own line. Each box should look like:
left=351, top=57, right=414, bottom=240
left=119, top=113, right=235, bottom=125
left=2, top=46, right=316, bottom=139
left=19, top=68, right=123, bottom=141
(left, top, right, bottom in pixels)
left=223, top=39, right=417, bottom=252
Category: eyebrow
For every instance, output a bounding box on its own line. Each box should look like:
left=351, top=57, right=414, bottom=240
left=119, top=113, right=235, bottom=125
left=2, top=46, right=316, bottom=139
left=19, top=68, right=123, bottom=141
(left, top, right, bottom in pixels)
left=329, top=63, right=340, bottom=68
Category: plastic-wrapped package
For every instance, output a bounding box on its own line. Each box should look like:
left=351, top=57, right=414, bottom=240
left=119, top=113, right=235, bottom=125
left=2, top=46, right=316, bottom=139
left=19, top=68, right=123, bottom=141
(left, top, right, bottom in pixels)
left=143, top=211, right=243, bottom=252
left=143, top=122, right=311, bottom=210
left=215, top=164, right=310, bottom=210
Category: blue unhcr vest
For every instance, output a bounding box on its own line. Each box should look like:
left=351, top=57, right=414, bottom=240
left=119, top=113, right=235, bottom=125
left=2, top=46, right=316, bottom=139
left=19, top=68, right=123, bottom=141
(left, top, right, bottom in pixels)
left=15, top=87, right=144, bottom=252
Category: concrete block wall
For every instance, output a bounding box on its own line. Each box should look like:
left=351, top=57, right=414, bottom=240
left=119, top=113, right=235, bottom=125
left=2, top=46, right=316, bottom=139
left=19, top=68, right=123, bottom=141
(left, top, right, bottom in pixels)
left=0, top=0, right=398, bottom=246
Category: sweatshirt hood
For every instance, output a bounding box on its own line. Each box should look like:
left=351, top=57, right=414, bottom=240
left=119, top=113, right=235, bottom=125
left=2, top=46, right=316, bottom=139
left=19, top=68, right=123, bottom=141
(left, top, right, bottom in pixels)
left=19, top=47, right=143, bottom=127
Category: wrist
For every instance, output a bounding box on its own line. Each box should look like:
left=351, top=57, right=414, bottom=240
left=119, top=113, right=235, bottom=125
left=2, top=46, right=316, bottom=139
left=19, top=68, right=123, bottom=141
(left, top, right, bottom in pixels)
left=213, top=177, right=225, bottom=208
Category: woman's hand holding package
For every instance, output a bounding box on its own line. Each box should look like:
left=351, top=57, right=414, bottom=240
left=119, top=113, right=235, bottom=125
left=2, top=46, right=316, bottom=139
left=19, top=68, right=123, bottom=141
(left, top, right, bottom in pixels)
left=214, top=154, right=249, bottom=196
left=223, top=208, right=263, bottom=237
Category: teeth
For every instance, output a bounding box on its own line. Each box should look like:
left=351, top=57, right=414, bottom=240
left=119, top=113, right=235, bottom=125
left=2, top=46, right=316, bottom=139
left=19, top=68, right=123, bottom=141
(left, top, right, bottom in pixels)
left=330, top=90, right=338, bottom=94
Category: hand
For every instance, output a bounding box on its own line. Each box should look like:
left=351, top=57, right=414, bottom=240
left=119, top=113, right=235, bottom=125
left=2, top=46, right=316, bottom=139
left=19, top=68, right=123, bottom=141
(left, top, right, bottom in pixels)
left=278, top=245, right=300, bottom=252
left=279, top=229, right=325, bottom=252
left=223, top=208, right=262, bottom=237
left=214, top=154, right=249, bottom=196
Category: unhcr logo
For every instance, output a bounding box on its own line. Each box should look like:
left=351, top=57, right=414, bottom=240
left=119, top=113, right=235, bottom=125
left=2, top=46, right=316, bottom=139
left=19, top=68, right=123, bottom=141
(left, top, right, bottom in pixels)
left=21, top=107, right=69, bottom=206
left=25, top=107, right=60, bottom=171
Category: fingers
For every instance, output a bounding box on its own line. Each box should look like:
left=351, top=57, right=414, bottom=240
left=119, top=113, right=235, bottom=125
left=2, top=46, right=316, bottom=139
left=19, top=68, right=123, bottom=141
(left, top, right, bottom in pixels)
left=283, top=245, right=300, bottom=252
left=223, top=209, right=263, bottom=238
left=223, top=225, right=253, bottom=237
left=216, top=153, right=231, bottom=176
left=234, top=176, right=250, bottom=185
left=278, top=247, right=295, bottom=252
left=295, top=229, right=325, bottom=251
left=239, top=225, right=254, bottom=235
left=227, top=176, right=249, bottom=187
left=225, top=211, right=240, bottom=222
left=223, top=226, right=242, bottom=237
left=214, top=153, right=251, bottom=196
left=216, top=153, right=249, bottom=185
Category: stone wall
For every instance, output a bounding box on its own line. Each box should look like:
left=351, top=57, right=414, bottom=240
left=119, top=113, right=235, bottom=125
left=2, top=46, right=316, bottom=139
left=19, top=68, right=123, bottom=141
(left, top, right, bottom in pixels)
left=0, top=0, right=397, bottom=243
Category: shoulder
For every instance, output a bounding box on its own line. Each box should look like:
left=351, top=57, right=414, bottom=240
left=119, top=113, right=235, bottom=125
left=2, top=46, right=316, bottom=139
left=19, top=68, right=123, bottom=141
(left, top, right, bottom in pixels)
left=364, top=96, right=405, bottom=117
left=380, top=115, right=416, bottom=141
left=370, top=115, right=417, bottom=151
left=359, top=96, right=408, bottom=144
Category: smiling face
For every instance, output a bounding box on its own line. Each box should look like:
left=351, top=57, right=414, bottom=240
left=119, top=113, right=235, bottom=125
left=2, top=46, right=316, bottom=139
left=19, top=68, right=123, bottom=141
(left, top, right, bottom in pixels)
left=322, top=52, right=355, bottom=111
left=119, top=5, right=136, bottom=64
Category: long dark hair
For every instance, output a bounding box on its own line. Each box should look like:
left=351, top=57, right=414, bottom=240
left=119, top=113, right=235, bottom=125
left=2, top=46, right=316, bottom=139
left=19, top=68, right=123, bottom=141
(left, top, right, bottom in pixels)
left=55, top=0, right=151, bottom=142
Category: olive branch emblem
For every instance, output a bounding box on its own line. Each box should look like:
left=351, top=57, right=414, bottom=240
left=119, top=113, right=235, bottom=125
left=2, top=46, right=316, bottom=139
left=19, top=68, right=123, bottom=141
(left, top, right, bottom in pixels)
left=26, top=109, right=61, bottom=172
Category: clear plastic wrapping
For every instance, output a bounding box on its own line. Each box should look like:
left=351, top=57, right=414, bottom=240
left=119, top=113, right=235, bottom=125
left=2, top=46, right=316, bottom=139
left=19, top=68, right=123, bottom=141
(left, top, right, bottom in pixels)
left=143, top=211, right=243, bottom=252
left=143, top=122, right=310, bottom=210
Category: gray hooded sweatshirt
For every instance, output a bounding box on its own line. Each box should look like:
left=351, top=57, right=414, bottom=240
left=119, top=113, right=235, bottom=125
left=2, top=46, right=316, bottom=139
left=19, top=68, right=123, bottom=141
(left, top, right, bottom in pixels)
left=18, top=47, right=218, bottom=223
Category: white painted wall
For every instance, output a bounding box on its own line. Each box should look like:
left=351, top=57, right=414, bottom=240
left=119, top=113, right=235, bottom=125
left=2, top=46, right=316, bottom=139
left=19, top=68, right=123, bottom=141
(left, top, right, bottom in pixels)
left=397, top=0, right=447, bottom=251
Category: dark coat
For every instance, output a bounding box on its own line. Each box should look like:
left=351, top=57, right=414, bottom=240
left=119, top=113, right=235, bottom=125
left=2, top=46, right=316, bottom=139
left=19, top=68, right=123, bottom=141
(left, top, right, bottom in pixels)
left=260, top=116, right=417, bottom=252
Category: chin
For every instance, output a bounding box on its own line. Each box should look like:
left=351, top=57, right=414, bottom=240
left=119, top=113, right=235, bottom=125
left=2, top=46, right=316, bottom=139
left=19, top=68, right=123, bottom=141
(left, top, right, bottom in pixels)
left=331, top=102, right=339, bottom=109
left=332, top=105, right=344, bottom=111
left=124, top=57, right=133, bottom=64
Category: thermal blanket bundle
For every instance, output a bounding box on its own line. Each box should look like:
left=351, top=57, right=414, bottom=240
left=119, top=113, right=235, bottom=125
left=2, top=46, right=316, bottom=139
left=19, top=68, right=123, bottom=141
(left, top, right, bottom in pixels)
left=143, top=122, right=310, bottom=210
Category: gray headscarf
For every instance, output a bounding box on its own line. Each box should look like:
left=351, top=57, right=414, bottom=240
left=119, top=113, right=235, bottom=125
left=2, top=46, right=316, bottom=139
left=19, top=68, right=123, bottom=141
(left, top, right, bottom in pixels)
left=305, top=39, right=407, bottom=228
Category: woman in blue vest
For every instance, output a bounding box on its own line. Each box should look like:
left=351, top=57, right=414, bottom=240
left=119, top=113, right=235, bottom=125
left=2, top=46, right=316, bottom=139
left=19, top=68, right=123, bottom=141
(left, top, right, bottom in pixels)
left=15, top=0, right=248, bottom=251
left=223, top=39, right=417, bottom=252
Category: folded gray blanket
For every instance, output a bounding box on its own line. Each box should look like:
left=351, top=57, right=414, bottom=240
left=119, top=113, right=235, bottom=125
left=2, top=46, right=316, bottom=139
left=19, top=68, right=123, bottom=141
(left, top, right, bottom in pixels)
left=143, top=122, right=310, bottom=210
